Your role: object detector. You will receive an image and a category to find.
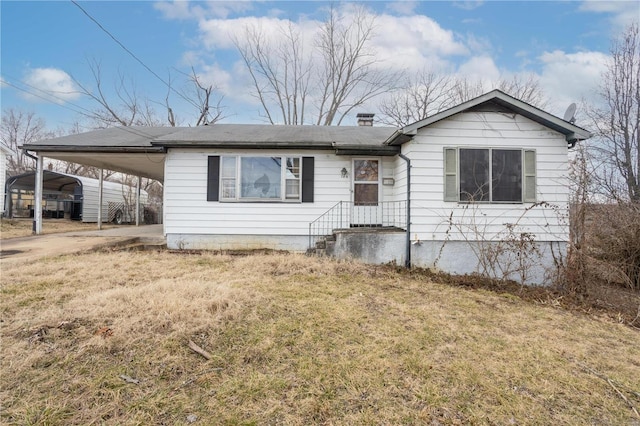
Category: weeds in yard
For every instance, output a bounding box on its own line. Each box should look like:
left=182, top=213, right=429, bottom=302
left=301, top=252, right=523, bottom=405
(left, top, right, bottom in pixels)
left=1, top=251, right=639, bottom=424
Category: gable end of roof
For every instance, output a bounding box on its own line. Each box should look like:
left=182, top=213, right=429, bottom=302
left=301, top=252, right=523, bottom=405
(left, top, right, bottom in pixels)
left=386, top=89, right=592, bottom=146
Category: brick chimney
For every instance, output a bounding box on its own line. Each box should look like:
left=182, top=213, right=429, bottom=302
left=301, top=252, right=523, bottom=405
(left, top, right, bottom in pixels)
left=356, top=113, right=374, bottom=126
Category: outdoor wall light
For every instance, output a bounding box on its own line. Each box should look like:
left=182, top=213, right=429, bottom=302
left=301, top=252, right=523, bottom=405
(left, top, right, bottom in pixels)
left=341, top=167, right=349, bottom=178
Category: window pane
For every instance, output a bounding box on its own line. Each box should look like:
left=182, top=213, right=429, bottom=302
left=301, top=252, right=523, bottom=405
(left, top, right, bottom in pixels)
left=222, top=178, right=236, bottom=199
left=220, top=157, right=236, bottom=199
left=285, top=179, right=300, bottom=199
left=492, top=150, right=522, bottom=202
left=221, top=156, right=236, bottom=177
left=459, top=149, right=489, bottom=202
left=354, top=160, right=379, bottom=182
left=354, top=184, right=378, bottom=206
left=286, top=157, right=300, bottom=178
left=240, top=157, right=282, bottom=199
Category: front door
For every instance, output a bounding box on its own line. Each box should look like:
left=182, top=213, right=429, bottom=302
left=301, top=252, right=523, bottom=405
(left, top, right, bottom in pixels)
left=352, top=158, right=382, bottom=226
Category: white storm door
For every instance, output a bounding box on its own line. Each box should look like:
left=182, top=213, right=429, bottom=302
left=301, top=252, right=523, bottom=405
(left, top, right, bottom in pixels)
left=352, top=158, right=382, bottom=226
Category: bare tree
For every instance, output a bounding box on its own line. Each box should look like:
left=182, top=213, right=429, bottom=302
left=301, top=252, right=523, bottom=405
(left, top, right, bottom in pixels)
left=497, top=74, right=548, bottom=109
left=585, top=23, right=639, bottom=203
left=71, top=59, right=161, bottom=127
left=234, top=22, right=312, bottom=124
left=182, top=67, right=227, bottom=126
left=234, top=5, right=397, bottom=125
left=378, top=72, right=456, bottom=126
left=447, top=76, right=487, bottom=107
left=315, top=5, right=399, bottom=125
left=0, top=109, right=54, bottom=175
left=378, top=73, right=549, bottom=127
left=73, top=59, right=226, bottom=128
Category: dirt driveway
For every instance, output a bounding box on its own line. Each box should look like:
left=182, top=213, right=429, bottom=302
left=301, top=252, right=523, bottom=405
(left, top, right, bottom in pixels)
left=0, top=224, right=164, bottom=264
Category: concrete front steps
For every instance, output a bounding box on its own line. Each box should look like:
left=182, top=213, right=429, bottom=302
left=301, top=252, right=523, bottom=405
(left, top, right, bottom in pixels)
left=307, top=227, right=406, bottom=265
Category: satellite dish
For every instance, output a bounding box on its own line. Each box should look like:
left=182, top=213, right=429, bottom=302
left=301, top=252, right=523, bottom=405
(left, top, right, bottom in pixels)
left=563, top=103, right=577, bottom=124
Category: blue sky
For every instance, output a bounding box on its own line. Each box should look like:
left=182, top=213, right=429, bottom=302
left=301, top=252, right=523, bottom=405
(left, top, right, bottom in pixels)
left=1, top=1, right=638, bottom=131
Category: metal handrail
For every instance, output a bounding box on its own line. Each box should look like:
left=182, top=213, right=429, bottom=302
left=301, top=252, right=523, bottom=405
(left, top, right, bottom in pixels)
left=308, top=200, right=407, bottom=249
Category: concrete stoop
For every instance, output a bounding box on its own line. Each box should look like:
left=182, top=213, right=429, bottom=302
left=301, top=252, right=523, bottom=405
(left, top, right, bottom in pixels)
left=308, top=228, right=406, bottom=265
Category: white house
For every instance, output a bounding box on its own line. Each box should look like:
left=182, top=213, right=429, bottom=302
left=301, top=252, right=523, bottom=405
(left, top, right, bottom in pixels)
left=23, top=90, right=591, bottom=284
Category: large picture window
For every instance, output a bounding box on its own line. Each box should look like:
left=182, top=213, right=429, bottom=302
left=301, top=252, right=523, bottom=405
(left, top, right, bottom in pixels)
left=445, top=148, right=536, bottom=203
left=219, top=156, right=302, bottom=201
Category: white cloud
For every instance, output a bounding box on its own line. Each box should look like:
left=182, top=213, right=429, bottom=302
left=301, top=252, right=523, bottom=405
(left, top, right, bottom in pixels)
left=154, top=1, right=253, bottom=20
left=197, top=15, right=320, bottom=51
left=456, top=55, right=500, bottom=81
left=579, top=1, right=639, bottom=28
left=371, top=13, right=469, bottom=73
left=22, top=68, right=80, bottom=104
left=538, top=50, right=608, bottom=115
left=385, top=1, right=419, bottom=16
left=154, top=1, right=197, bottom=20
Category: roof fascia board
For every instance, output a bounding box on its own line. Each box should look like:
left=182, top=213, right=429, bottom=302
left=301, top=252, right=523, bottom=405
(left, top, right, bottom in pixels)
left=21, top=145, right=166, bottom=153
left=334, top=146, right=400, bottom=156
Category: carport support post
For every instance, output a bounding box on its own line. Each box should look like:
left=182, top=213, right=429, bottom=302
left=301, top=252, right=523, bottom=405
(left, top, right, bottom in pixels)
left=97, top=169, right=103, bottom=230
left=135, top=176, right=141, bottom=226
left=33, top=155, right=43, bottom=235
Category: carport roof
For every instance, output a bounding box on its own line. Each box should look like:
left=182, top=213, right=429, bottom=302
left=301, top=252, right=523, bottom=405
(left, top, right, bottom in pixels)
left=25, top=126, right=180, bottom=151
left=23, top=127, right=180, bottom=182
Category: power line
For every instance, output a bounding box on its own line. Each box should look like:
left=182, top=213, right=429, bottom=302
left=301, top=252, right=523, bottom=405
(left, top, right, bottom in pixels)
left=2, top=76, right=162, bottom=139
left=70, top=0, right=171, bottom=89
left=70, top=0, right=201, bottom=111
left=1, top=78, right=92, bottom=117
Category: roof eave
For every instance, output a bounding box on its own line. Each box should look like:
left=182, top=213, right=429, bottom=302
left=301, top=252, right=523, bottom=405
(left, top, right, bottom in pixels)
left=151, top=141, right=333, bottom=149
left=21, top=145, right=166, bottom=154
left=333, top=145, right=400, bottom=156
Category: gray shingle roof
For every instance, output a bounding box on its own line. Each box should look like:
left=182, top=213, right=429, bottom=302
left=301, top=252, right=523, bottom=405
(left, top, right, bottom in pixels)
left=24, top=124, right=399, bottom=152
left=152, top=124, right=398, bottom=148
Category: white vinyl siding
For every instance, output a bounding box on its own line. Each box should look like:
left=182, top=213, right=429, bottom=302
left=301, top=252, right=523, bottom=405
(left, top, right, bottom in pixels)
left=164, top=149, right=355, bottom=236
left=401, top=111, right=569, bottom=242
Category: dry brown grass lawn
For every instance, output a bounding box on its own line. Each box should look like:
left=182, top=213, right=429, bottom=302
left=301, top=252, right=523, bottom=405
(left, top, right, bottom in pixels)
left=1, top=250, right=639, bottom=425
left=0, top=218, right=117, bottom=239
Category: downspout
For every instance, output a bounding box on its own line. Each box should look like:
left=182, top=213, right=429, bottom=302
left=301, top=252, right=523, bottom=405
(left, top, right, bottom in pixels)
left=398, top=153, right=411, bottom=268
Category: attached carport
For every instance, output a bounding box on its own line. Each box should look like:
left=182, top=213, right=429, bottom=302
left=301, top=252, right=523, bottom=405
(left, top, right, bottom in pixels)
left=22, top=126, right=181, bottom=234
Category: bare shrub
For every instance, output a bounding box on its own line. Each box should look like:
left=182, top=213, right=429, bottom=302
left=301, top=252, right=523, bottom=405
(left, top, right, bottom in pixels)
left=585, top=203, right=640, bottom=290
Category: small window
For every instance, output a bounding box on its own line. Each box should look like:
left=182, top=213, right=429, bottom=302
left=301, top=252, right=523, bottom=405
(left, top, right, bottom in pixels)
left=444, top=148, right=535, bottom=204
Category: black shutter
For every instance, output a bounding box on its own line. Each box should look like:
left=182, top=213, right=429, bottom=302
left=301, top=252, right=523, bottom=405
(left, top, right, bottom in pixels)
left=301, top=156, right=314, bottom=203
left=207, top=156, right=220, bottom=201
